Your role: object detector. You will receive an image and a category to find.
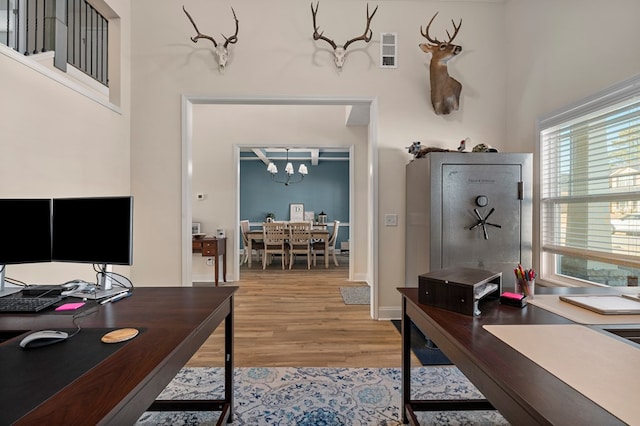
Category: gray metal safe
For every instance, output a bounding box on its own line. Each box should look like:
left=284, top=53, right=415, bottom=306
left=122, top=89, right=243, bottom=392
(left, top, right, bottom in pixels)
left=405, top=152, right=532, bottom=291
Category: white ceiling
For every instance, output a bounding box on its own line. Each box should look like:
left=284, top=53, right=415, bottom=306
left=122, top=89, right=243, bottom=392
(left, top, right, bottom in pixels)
left=240, top=147, right=350, bottom=165
left=239, top=103, right=365, bottom=163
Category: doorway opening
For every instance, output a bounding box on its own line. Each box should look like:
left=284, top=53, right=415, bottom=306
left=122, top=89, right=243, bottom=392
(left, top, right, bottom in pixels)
left=181, top=96, right=380, bottom=319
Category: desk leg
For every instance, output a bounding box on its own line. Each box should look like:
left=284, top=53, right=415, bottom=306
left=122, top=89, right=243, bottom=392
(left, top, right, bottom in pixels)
left=214, top=254, right=220, bottom=287
left=247, top=238, right=253, bottom=268
left=400, top=297, right=494, bottom=423
left=225, top=298, right=234, bottom=422
left=401, top=297, right=411, bottom=424
left=223, top=251, right=227, bottom=283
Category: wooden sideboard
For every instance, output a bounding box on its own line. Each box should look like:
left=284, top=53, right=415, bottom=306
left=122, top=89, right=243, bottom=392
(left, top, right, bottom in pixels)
left=193, top=237, right=227, bottom=286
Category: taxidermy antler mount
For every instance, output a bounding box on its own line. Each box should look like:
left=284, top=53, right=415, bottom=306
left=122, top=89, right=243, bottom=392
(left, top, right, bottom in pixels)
left=419, top=12, right=463, bottom=115
left=182, top=5, right=239, bottom=73
left=311, top=2, right=378, bottom=70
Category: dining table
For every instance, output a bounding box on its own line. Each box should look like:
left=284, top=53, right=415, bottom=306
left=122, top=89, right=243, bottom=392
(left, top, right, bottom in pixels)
left=245, top=228, right=330, bottom=268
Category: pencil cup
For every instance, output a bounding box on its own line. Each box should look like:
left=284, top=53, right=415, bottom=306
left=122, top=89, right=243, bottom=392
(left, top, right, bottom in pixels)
left=515, top=279, right=534, bottom=298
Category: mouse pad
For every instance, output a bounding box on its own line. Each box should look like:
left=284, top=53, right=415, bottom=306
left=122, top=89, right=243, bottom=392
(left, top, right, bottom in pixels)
left=0, top=328, right=144, bottom=424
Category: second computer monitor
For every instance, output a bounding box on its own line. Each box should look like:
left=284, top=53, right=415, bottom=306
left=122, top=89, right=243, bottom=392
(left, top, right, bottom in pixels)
left=51, top=196, right=133, bottom=265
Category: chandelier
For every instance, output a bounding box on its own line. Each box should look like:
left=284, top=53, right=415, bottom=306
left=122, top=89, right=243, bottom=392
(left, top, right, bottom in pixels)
left=266, top=148, right=308, bottom=186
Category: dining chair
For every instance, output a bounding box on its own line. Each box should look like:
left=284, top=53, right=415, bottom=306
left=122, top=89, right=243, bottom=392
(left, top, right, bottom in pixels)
left=288, top=222, right=312, bottom=269
left=240, top=220, right=263, bottom=264
left=262, top=222, right=287, bottom=269
left=313, top=220, right=340, bottom=267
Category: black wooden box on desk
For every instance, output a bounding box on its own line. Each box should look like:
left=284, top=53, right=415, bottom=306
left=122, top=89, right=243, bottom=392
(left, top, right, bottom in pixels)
left=418, top=267, right=502, bottom=316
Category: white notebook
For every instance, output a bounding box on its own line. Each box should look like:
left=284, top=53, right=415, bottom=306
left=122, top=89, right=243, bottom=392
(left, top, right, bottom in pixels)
left=559, top=295, right=640, bottom=315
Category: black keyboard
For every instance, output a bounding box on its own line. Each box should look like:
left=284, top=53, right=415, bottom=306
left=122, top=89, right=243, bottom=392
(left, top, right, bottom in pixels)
left=0, top=296, right=64, bottom=313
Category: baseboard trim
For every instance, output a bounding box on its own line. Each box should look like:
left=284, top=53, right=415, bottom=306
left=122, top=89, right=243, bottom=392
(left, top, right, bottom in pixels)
left=377, top=306, right=401, bottom=321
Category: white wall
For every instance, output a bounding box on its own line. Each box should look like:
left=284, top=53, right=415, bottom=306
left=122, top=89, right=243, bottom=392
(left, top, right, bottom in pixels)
left=0, top=0, right=131, bottom=285
left=130, top=0, right=507, bottom=318
left=505, top=0, right=640, bottom=153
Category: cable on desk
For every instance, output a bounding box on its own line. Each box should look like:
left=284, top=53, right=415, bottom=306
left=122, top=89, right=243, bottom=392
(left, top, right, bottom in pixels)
left=93, top=264, right=134, bottom=290
left=2, top=273, right=27, bottom=288
left=67, top=304, right=101, bottom=339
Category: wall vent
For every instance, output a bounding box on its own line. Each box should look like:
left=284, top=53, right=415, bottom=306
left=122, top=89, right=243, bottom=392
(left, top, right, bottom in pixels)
left=380, top=32, right=397, bottom=68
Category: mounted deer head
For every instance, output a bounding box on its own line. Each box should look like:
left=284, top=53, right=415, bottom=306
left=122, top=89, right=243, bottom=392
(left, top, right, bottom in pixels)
left=311, top=2, right=378, bottom=70
left=182, top=5, right=239, bottom=73
left=419, top=12, right=463, bottom=115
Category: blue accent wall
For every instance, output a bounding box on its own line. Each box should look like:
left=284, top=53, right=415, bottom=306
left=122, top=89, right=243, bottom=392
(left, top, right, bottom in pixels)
left=240, top=160, right=349, bottom=247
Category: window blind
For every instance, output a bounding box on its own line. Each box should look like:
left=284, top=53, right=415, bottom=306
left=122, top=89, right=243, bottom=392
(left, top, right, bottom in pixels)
left=540, top=77, right=640, bottom=283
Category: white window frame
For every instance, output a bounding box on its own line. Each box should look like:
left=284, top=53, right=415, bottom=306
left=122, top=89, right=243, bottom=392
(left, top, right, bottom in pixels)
left=379, top=32, right=397, bottom=69
left=537, top=74, right=640, bottom=287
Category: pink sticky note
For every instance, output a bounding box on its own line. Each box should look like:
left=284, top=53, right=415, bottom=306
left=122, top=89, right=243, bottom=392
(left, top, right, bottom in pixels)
left=55, top=302, right=86, bottom=311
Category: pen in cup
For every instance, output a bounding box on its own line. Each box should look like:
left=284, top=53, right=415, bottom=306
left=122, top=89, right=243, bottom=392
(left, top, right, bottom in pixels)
left=514, top=265, right=536, bottom=298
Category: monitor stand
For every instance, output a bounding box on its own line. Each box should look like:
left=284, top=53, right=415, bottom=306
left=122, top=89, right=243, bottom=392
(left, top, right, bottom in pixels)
left=95, top=263, right=128, bottom=298
left=0, top=266, right=22, bottom=297
left=68, top=264, right=128, bottom=300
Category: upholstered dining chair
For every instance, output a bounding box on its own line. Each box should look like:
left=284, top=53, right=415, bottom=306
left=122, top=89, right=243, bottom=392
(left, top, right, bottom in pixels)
left=240, top=220, right=263, bottom=264
left=313, top=220, right=340, bottom=267
left=262, top=222, right=287, bottom=269
left=288, top=222, right=312, bottom=269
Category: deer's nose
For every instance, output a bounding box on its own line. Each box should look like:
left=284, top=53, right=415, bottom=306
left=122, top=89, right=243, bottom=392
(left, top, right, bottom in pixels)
left=453, top=45, right=462, bottom=54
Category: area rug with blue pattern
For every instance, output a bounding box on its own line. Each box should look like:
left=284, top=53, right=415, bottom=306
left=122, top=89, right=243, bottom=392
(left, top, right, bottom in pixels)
left=136, top=366, right=509, bottom=425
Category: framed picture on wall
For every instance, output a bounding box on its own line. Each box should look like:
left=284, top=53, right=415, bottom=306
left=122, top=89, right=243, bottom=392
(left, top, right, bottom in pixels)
left=192, top=222, right=201, bottom=234
left=290, top=203, right=304, bottom=222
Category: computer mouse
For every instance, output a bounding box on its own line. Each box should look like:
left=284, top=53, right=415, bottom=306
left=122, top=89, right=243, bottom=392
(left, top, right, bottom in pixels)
left=19, top=330, right=69, bottom=349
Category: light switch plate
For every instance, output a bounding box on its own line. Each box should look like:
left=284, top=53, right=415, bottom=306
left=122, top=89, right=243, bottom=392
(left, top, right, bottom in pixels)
left=385, top=214, right=398, bottom=226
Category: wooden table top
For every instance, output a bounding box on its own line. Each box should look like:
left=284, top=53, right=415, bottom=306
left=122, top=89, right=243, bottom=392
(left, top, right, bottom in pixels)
left=399, top=286, right=632, bottom=425
left=1, top=286, right=237, bottom=425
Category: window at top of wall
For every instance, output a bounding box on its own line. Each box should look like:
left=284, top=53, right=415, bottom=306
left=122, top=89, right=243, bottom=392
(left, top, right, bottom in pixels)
left=380, top=32, right=397, bottom=69
left=538, top=74, right=640, bottom=287
left=0, top=0, right=120, bottom=109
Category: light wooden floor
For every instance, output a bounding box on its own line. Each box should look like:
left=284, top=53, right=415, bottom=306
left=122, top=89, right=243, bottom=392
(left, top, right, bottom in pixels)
left=188, top=253, right=418, bottom=367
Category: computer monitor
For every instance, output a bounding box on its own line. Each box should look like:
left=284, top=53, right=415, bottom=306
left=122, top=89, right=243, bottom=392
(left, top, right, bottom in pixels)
left=0, top=199, right=52, bottom=296
left=52, top=196, right=133, bottom=297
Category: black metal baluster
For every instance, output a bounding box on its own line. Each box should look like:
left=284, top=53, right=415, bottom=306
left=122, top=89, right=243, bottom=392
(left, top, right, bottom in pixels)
left=68, top=0, right=72, bottom=65
left=15, top=0, right=19, bottom=52
left=71, top=0, right=76, bottom=67
left=83, top=0, right=86, bottom=70
left=66, top=0, right=70, bottom=64
left=23, top=0, right=28, bottom=54
left=96, top=16, right=104, bottom=81
left=32, top=0, right=37, bottom=54
left=4, top=0, right=8, bottom=47
left=89, top=6, right=93, bottom=78
left=40, top=0, right=45, bottom=52
left=104, top=14, right=108, bottom=85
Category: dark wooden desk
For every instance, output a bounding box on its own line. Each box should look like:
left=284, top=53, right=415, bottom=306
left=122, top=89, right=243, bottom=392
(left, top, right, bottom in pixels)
left=1, top=287, right=237, bottom=425
left=398, top=287, right=627, bottom=425
left=193, top=237, right=227, bottom=286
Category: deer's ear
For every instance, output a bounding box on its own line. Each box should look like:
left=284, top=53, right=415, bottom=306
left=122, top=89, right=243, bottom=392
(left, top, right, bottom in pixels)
left=419, top=43, right=433, bottom=53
